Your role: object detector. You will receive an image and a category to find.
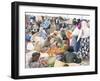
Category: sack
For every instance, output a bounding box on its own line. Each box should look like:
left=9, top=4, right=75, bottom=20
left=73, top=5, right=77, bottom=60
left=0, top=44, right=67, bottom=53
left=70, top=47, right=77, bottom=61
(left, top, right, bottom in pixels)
left=54, top=60, right=65, bottom=67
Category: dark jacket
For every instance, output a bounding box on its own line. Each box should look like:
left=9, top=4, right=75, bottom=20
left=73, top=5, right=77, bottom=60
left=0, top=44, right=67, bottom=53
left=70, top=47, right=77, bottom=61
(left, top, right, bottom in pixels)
left=63, top=52, right=81, bottom=63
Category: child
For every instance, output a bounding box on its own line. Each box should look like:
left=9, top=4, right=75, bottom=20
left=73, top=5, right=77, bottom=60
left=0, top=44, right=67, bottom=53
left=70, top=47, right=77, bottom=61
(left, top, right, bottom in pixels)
left=29, top=52, right=48, bottom=68
left=29, top=52, right=40, bottom=68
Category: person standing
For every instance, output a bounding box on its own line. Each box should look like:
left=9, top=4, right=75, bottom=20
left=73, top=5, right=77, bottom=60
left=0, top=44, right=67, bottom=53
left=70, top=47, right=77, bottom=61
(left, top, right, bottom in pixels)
left=77, top=20, right=90, bottom=60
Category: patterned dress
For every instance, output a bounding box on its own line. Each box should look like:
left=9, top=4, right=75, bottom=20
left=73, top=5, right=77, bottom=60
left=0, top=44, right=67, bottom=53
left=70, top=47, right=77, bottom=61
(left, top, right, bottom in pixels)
left=77, top=37, right=90, bottom=60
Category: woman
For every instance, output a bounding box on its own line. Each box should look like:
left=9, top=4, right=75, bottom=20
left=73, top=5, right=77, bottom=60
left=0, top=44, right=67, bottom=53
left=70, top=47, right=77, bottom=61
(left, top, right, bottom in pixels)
left=71, top=20, right=81, bottom=53
left=77, top=20, right=90, bottom=60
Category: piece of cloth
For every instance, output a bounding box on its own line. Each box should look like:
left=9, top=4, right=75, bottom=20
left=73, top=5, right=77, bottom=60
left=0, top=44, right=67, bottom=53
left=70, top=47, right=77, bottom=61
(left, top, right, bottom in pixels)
left=72, top=26, right=80, bottom=36
left=71, top=36, right=80, bottom=52
left=27, top=42, right=34, bottom=51
left=25, top=34, right=31, bottom=41
left=41, top=19, right=50, bottom=29
left=39, top=28, right=47, bottom=39
left=77, top=37, right=90, bottom=60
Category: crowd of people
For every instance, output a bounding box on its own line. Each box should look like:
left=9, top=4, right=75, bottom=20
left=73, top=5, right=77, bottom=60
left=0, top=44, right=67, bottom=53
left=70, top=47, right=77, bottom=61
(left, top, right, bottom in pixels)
left=25, top=15, right=90, bottom=68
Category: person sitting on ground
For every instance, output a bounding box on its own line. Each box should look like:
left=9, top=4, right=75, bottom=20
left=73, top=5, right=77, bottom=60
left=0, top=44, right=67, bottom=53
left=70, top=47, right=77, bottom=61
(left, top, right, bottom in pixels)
left=29, top=52, right=48, bottom=68
left=63, top=46, right=81, bottom=63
